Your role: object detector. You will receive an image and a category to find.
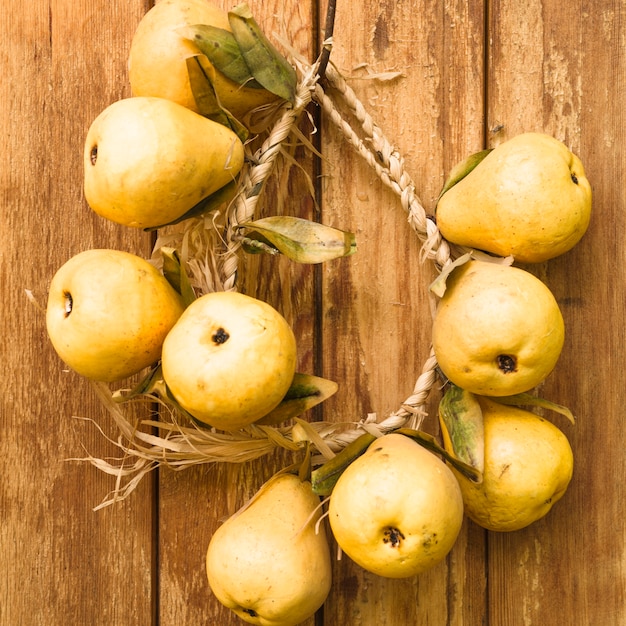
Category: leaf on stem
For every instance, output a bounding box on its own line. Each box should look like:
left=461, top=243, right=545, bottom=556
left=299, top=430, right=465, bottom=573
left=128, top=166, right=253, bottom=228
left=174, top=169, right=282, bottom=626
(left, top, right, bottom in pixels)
left=237, top=216, right=357, bottom=264
left=310, top=432, right=377, bottom=496
left=436, top=148, right=493, bottom=203
left=179, top=24, right=263, bottom=89
left=185, top=55, right=249, bottom=141
left=255, top=373, right=339, bottom=425
left=489, top=392, right=576, bottom=425
left=436, top=384, right=485, bottom=480
left=160, top=247, right=197, bottom=307
left=228, top=3, right=297, bottom=103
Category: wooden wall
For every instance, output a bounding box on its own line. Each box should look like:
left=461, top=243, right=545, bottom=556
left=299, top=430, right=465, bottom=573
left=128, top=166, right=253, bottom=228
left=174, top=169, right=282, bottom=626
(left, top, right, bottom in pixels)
left=2, top=0, right=624, bottom=623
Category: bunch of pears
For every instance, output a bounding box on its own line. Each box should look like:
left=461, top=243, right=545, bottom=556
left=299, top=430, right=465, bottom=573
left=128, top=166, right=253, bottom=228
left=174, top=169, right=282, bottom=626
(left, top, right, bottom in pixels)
left=49, top=0, right=594, bottom=621
left=47, top=2, right=334, bottom=624
left=427, top=131, right=591, bottom=533
left=83, top=0, right=296, bottom=231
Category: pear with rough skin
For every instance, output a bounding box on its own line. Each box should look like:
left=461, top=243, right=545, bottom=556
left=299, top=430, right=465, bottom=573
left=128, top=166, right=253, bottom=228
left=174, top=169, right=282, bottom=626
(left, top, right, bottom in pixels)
left=46, top=249, right=185, bottom=382
left=441, top=396, right=574, bottom=532
left=436, top=132, right=592, bottom=263
left=328, top=433, right=464, bottom=579
left=432, top=260, right=565, bottom=397
left=206, top=473, right=332, bottom=626
left=83, top=96, right=244, bottom=229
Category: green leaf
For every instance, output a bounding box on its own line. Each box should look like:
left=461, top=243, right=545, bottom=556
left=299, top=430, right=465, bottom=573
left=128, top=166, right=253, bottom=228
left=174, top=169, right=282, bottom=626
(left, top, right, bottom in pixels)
left=237, top=216, right=357, bottom=264
left=311, top=433, right=377, bottom=496
left=395, top=427, right=482, bottom=483
left=179, top=24, right=263, bottom=89
left=160, top=247, right=197, bottom=307
left=185, top=55, right=228, bottom=118
left=436, top=148, right=493, bottom=203
left=255, top=373, right=339, bottom=425
left=144, top=179, right=239, bottom=231
left=489, top=393, right=576, bottom=425
left=436, top=384, right=485, bottom=480
left=228, top=3, right=297, bottom=104
left=185, top=55, right=250, bottom=142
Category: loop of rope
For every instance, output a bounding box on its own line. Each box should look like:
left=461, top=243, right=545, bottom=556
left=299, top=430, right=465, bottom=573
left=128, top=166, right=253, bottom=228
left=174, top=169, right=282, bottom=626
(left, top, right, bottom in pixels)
left=87, top=57, right=457, bottom=507
left=318, top=64, right=456, bottom=270
left=213, top=59, right=446, bottom=431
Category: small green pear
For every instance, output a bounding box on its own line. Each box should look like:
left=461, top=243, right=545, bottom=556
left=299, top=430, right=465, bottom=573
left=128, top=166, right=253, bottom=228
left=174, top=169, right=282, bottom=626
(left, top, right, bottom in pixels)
left=206, top=473, right=332, bottom=626
left=83, top=96, right=244, bottom=229
left=436, top=132, right=592, bottom=263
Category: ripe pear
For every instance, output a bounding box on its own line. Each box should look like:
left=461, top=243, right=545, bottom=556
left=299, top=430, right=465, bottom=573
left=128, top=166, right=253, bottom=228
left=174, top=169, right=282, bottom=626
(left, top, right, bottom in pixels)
left=206, top=473, right=332, bottom=626
left=436, top=132, right=592, bottom=263
left=441, top=396, right=574, bottom=532
left=328, top=433, right=464, bottom=578
left=161, top=291, right=297, bottom=430
left=432, top=260, right=565, bottom=396
left=83, top=96, right=244, bottom=229
left=46, top=249, right=185, bottom=382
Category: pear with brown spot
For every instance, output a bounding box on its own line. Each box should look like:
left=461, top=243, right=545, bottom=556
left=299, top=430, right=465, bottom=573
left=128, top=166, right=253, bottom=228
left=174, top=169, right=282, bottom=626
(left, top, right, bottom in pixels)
left=328, top=433, right=464, bottom=578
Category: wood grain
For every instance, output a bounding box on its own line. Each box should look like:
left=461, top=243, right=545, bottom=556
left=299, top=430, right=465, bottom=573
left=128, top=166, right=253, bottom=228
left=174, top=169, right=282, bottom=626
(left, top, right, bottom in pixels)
left=1, top=1, right=154, bottom=625
left=154, top=1, right=321, bottom=623
left=2, top=0, right=625, bottom=624
left=487, top=1, right=626, bottom=624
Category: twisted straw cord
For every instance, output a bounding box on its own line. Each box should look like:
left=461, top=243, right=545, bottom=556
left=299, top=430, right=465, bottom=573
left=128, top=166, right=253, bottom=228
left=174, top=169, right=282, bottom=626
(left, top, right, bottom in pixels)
left=307, top=67, right=453, bottom=430
left=220, top=64, right=319, bottom=291
left=314, top=65, right=454, bottom=270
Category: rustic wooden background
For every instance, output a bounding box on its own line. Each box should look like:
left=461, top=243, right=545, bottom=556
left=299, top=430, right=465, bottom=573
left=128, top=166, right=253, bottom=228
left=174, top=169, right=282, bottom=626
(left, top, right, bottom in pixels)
left=2, top=0, right=624, bottom=624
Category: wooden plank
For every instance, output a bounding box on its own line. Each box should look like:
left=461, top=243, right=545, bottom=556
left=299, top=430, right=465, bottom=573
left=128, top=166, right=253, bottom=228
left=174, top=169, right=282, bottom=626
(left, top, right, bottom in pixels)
left=0, top=1, right=155, bottom=625
left=4, top=0, right=625, bottom=624
left=318, top=0, right=488, bottom=623
left=153, top=1, right=321, bottom=623
left=486, top=1, right=626, bottom=624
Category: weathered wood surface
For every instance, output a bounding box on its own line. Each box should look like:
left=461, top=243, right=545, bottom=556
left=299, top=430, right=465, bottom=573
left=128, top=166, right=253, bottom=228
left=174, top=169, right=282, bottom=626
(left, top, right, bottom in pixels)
left=2, top=0, right=624, bottom=624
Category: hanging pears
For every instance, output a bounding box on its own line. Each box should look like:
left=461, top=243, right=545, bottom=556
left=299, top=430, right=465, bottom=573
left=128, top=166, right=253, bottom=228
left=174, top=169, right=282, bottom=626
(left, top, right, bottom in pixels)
left=206, top=473, right=332, bottom=625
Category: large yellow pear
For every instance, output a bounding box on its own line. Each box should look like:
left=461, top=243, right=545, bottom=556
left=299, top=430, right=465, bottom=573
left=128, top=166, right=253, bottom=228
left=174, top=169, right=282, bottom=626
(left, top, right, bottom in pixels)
left=206, top=473, right=332, bottom=626
left=328, top=433, right=464, bottom=578
left=83, top=96, right=244, bottom=229
left=128, top=0, right=280, bottom=122
left=436, top=132, right=592, bottom=263
left=161, top=291, right=297, bottom=430
left=46, top=249, right=185, bottom=382
left=432, top=260, right=564, bottom=396
left=441, top=396, right=574, bottom=532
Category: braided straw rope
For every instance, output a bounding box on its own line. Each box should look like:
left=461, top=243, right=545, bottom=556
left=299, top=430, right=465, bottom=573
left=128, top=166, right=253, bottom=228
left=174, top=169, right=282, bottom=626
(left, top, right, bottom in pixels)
left=82, top=55, right=456, bottom=509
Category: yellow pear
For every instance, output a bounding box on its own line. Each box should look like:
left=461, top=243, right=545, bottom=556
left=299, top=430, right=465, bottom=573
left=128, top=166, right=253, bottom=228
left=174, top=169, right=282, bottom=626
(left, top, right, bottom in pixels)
left=328, top=433, right=464, bottom=578
left=206, top=473, right=332, bottom=626
left=436, top=132, right=592, bottom=263
left=128, top=0, right=280, bottom=122
left=83, top=96, right=244, bottom=229
left=161, top=291, right=297, bottom=430
left=432, top=260, right=565, bottom=396
left=441, top=396, right=574, bottom=532
left=46, top=249, right=185, bottom=382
